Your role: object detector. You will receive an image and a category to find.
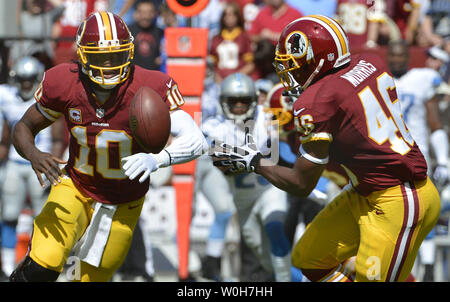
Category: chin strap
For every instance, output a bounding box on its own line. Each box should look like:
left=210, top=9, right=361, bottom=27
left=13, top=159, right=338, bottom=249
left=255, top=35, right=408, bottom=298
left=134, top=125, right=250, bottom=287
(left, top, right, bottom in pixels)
left=301, top=58, right=324, bottom=91
left=81, top=66, right=120, bottom=89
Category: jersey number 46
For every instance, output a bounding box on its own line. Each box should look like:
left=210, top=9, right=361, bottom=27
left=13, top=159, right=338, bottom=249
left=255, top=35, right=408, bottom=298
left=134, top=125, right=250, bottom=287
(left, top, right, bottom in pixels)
left=358, top=72, right=415, bottom=155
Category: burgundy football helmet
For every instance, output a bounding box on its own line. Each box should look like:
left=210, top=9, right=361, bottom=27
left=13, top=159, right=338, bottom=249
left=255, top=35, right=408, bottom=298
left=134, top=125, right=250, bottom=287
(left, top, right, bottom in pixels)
left=76, top=11, right=134, bottom=87
left=274, top=15, right=351, bottom=93
left=264, top=82, right=295, bottom=134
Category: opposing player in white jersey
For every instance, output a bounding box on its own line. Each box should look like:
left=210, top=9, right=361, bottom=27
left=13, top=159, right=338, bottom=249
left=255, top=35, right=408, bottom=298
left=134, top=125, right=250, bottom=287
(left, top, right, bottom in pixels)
left=203, top=73, right=291, bottom=282
left=195, top=59, right=236, bottom=281
left=388, top=43, right=449, bottom=184
left=387, top=41, right=449, bottom=281
left=0, top=57, right=56, bottom=276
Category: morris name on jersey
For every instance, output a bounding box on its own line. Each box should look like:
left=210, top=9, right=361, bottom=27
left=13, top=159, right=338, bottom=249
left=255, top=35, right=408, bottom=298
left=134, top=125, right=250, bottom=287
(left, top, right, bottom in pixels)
left=340, top=60, right=377, bottom=87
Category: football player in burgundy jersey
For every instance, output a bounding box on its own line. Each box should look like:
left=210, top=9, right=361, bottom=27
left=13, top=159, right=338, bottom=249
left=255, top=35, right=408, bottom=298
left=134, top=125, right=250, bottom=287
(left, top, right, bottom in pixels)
left=213, top=15, right=440, bottom=282
left=9, top=12, right=208, bottom=282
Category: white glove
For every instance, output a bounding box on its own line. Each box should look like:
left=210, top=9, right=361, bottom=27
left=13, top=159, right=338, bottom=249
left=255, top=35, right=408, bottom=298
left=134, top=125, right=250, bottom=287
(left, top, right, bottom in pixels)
left=121, top=153, right=159, bottom=183
left=211, top=131, right=263, bottom=174
left=433, top=165, right=449, bottom=186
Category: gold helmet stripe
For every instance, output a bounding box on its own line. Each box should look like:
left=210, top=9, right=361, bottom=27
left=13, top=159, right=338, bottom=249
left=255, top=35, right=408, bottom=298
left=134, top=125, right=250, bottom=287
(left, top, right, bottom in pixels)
left=100, top=11, right=113, bottom=41
left=300, top=16, right=344, bottom=57
left=310, top=15, right=348, bottom=55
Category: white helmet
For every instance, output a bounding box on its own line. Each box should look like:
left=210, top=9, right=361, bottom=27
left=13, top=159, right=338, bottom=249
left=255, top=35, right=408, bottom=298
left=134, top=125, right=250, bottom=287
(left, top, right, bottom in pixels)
left=9, top=56, right=45, bottom=100
left=219, top=73, right=258, bottom=123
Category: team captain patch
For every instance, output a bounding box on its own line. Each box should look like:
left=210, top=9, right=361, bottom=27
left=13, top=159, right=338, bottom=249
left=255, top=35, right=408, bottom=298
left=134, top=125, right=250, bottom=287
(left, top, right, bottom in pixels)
left=69, top=108, right=82, bottom=123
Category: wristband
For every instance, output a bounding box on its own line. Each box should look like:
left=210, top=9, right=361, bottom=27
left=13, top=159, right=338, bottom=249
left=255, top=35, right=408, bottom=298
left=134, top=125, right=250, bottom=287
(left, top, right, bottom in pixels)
left=154, top=149, right=171, bottom=168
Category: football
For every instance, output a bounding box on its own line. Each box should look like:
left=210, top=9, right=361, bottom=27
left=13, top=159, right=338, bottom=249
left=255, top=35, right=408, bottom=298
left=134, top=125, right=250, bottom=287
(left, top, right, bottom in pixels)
left=129, top=86, right=171, bottom=153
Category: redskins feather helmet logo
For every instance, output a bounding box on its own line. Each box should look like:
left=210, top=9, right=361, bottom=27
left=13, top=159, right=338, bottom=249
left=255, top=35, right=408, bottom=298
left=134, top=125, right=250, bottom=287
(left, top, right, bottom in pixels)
left=285, top=31, right=309, bottom=58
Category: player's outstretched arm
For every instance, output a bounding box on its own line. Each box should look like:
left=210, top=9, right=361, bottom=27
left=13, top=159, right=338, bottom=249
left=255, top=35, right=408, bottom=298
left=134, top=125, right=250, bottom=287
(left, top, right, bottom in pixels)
left=122, top=109, right=208, bottom=183
left=426, top=95, right=449, bottom=185
left=161, top=109, right=209, bottom=165
left=256, top=141, right=329, bottom=197
left=12, top=103, right=67, bottom=187
left=213, top=138, right=329, bottom=197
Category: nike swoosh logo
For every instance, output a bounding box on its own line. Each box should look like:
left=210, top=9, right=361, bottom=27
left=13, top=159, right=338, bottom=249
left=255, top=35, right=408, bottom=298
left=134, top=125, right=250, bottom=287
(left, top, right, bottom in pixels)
left=166, top=79, right=173, bottom=88
left=293, top=108, right=305, bottom=115
left=128, top=204, right=140, bottom=210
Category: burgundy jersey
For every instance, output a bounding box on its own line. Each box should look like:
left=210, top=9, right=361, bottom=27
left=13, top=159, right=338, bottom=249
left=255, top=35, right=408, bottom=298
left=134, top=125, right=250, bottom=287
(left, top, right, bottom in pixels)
left=209, top=28, right=253, bottom=80
left=293, top=53, right=427, bottom=196
left=35, top=64, right=184, bottom=204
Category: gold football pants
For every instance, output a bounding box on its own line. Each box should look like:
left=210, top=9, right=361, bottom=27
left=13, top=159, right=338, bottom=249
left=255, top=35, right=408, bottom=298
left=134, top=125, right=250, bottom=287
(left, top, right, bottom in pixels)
left=292, top=177, right=440, bottom=281
left=29, top=176, right=144, bottom=282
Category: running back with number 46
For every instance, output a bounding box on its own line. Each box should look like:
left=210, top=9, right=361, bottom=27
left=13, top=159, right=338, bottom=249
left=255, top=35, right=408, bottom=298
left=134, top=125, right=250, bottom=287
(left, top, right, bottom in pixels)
left=233, top=15, right=441, bottom=282
left=288, top=51, right=440, bottom=281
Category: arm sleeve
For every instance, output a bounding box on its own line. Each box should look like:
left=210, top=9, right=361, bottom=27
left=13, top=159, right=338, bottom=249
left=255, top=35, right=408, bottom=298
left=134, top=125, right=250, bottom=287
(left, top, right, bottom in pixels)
left=154, top=109, right=209, bottom=167
left=430, top=129, right=449, bottom=166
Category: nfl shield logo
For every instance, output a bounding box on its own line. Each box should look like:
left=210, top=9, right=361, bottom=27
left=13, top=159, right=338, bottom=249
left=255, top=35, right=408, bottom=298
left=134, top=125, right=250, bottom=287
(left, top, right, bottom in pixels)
left=327, top=53, right=335, bottom=61
left=96, top=108, right=104, bottom=119
left=177, top=35, right=191, bottom=53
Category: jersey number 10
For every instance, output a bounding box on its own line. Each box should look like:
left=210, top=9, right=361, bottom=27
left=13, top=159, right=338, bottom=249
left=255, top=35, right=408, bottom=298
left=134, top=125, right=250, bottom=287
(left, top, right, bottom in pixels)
left=358, top=72, right=414, bottom=155
left=71, top=126, right=132, bottom=179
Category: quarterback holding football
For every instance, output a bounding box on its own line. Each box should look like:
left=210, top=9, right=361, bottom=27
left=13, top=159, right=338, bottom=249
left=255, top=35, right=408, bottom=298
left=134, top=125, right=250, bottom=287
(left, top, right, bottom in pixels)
left=10, top=11, right=207, bottom=282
